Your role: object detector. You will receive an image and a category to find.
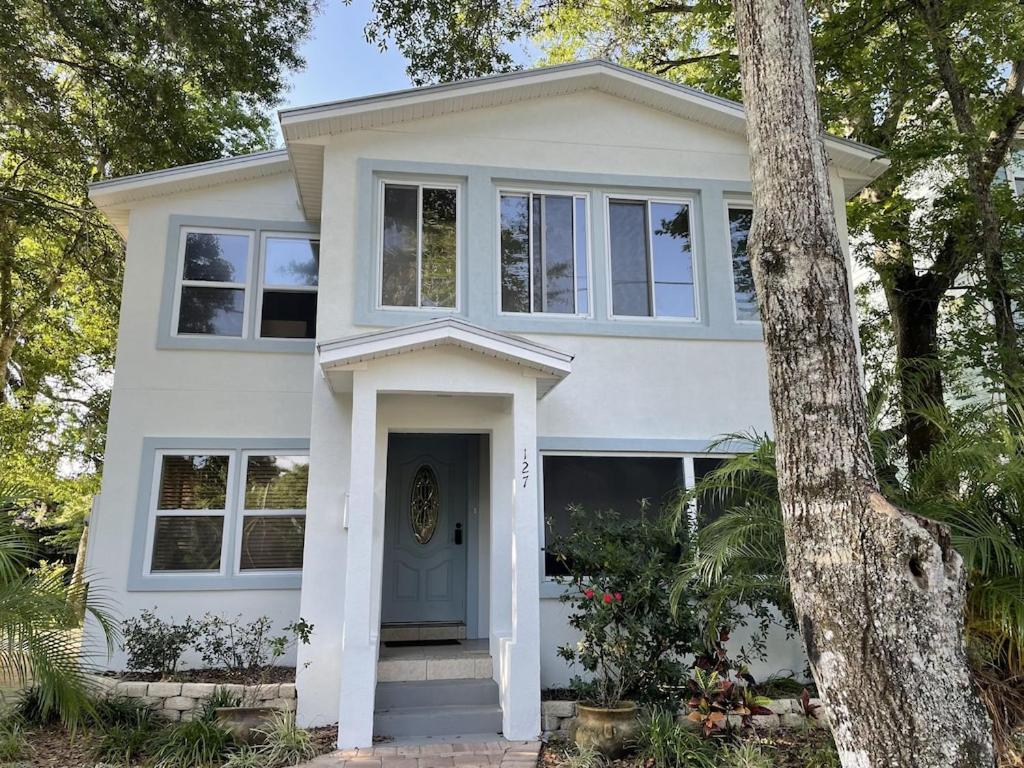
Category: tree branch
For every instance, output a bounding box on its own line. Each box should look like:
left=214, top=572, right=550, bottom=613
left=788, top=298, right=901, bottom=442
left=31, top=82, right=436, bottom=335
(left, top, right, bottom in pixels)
left=654, top=51, right=737, bottom=74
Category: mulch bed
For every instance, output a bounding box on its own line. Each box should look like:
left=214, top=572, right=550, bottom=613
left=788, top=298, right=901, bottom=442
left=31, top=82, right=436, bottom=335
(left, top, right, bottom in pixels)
left=17, top=724, right=105, bottom=768
left=541, top=728, right=838, bottom=768
left=98, top=666, right=297, bottom=684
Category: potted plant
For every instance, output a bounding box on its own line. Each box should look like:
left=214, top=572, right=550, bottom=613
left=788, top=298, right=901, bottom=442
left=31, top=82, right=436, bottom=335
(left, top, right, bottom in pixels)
left=547, top=506, right=699, bottom=757
left=204, top=615, right=313, bottom=744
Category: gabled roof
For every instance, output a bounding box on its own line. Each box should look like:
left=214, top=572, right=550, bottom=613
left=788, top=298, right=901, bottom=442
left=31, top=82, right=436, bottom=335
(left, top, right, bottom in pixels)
left=318, top=318, right=573, bottom=398
left=88, top=60, right=890, bottom=229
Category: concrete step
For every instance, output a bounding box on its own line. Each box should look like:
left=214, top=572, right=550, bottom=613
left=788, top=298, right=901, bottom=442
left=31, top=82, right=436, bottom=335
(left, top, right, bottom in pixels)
left=375, top=679, right=499, bottom=710
left=373, top=704, right=503, bottom=739
left=376, top=640, right=492, bottom=682
left=380, top=623, right=466, bottom=642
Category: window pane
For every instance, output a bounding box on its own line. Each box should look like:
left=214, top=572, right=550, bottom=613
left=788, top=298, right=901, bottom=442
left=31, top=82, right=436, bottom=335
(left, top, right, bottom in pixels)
left=500, top=195, right=531, bottom=312
left=421, top=187, right=457, bottom=308
left=381, top=184, right=418, bottom=307
left=651, top=202, right=695, bottom=318
left=244, top=455, right=310, bottom=510
left=151, top=515, right=224, bottom=571
left=264, top=238, right=319, bottom=287
left=609, top=201, right=652, bottom=316
left=177, top=286, right=245, bottom=336
left=157, top=455, right=229, bottom=510
left=729, top=208, right=758, bottom=321
left=183, top=232, right=249, bottom=283
left=542, top=455, right=684, bottom=575
left=543, top=195, right=575, bottom=313
left=575, top=197, right=589, bottom=315
left=531, top=196, right=544, bottom=313
left=260, top=291, right=317, bottom=339
left=1016, top=177, right=1024, bottom=197
left=240, top=515, right=305, bottom=570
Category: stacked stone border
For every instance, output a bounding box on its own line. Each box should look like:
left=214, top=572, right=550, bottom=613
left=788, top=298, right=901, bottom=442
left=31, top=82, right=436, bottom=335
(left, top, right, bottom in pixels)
left=86, top=675, right=296, bottom=723
left=541, top=698, right=829, bottom=734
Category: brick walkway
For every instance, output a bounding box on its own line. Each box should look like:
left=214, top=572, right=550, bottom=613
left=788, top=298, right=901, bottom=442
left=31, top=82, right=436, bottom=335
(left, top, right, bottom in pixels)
left=301, top=739, right=542, bottom=768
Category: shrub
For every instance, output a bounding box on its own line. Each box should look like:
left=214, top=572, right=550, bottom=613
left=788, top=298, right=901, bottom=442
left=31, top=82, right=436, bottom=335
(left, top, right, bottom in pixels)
left=89, top=695, right=157, bottom=730
left=721, top=742, right=774, bottom=768
left=149, top=717, right=234, bottom=768
left=0, top=719, right=27, bottom=762
left=92, top=709, right=161, bottom=766
left=253, top=711, right=318, bottom=767
left=547, top=506, right=700, bottom=708
left=194, top=615, right=313, bottom=678
left=632, top=709, right=718, bottom=768
left=122, top=609, right=197, bottom=677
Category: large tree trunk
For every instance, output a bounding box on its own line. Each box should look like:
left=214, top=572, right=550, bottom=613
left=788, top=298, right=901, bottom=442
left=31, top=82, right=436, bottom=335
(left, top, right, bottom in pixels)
left=731, top=1, right=995, bottom=766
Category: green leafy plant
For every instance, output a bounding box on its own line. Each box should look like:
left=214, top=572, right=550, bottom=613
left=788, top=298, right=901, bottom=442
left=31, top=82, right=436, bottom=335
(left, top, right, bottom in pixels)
left=252, top=710, right=318, bottom=767
left=222, top=745, right=270, bottom=768
left=194, top=614, right=313, bottom=681
left=685, top=669, right=771, bottom=737
left=560, top=742, right=606, bottom=768
left=798, top=739, right=841, bottom=768
left=199, top=686, right=243, bottom=722
left=122, top=609, right=197, bottom=677
left=92, top=708, right=161, bottom=766
left=548, top=506, right=699, bottom=708
left=89, top=695, right=157, bottom=729
left=0, top=718, right=27, bottom=762
left=148, top=717, right=234, bottom=768
left=632, top=709, right=718, bottom=768
left=721, top=741, right=774, bottom=768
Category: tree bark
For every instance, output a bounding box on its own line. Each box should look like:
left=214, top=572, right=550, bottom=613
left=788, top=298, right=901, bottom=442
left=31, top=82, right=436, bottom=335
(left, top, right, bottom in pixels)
left=731, top=1, right=995, bottom=766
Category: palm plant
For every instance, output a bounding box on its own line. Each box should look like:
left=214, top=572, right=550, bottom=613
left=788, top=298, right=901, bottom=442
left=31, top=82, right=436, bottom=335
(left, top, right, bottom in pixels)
left=0, top=480, right=114, bottom=725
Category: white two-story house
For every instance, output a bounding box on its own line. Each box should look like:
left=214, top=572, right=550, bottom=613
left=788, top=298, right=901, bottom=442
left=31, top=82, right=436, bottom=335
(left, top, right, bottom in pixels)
left=85, top=61, right=888, bottom=748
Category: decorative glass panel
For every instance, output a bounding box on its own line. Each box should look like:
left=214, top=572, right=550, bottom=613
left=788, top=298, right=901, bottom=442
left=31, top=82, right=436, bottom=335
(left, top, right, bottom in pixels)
left=151, top=515, right=224, bottom=572
left=728, top=207, right=758, bottom=321
left=609, top=200, right=651, bottom=316
left=157, top=455, right=229, bottom=510
left=240, top=515, right=305, bottom=570
left=183, top=232, right=249, bottom=283
left=650, top=202, right=695, bottom=318
left=244, top=455, right=309, bottom=510
left=409, top=465, right=440, bottom=544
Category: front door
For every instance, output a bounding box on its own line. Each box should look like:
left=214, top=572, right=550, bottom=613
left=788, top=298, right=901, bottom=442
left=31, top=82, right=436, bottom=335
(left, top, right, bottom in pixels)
left=381, top=433, right=470, bottom=625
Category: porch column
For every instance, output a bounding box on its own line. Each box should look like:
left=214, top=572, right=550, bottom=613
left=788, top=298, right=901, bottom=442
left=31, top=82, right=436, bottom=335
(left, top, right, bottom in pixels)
left=336, top=377, right=379, bottom=749
left=501, top=384, right=542, bottom=739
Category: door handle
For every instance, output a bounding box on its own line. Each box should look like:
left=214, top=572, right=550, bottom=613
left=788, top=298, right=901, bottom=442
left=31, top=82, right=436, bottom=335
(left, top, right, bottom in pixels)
left=454, top=523, right=463, bottom=545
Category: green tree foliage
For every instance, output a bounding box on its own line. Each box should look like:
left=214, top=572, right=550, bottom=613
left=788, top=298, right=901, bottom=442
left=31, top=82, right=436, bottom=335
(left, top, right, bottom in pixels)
left=0, top=0, right=318, bottom=540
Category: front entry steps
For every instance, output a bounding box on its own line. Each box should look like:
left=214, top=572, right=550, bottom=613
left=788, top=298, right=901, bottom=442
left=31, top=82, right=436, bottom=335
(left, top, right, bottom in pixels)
left=380, top=622, right=467, bottom=643
left=373, top=679, right=502, bottom=739
left=376, top=638, right=492, bottom=682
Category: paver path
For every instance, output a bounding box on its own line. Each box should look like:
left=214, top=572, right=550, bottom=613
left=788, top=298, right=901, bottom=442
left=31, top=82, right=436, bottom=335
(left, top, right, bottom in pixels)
left=301, top=739, right=541, bottom=768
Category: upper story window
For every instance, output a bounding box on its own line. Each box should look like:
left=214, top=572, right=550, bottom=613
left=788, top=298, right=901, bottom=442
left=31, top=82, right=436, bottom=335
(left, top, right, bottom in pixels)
left=607, top=197, right=697, bottom=319
left=1015, top=177, right=1024, bottom=197
left=173, top=227, right=319, bottom=340
left=727, top=205, right=759, bottom=321
left=380, top=182, right=458, bottom=309
left=499, top=191, right=589, bottom=315
left=146, top=449, right=308, bottom=576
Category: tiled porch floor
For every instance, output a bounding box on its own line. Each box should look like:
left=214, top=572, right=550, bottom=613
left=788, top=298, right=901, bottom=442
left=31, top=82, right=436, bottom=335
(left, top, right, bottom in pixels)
left=299, top=738, right=541, bottom=768
left=377, top=639, right=492, bottom=682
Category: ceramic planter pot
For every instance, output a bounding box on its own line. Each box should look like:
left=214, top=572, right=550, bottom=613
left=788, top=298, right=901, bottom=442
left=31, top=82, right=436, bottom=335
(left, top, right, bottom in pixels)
left=215, top=706, right=278, bottom=744
left=574, top=701, right=640, bottom=758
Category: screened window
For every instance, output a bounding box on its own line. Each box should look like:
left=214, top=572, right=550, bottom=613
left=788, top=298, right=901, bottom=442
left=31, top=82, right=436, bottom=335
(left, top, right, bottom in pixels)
left=239, top=454, right=308, bottom=571
left=381, top=183, right=458, bottom=308
left=608, top=198, right=696, bottom=319
left=259, top=236, right=319, bottom=339
left=499, top=192, right=589, bottom=315
left=728, top=206, right=759, bottom=321
left=150, top=454, right=230, bottom=572
left=176, top=231, right=251, bottom=336
left=542, top=455, right=685, bottom=576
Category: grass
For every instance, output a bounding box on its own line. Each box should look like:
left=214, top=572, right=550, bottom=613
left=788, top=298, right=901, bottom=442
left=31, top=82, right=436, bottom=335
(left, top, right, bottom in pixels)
left=149, top=717, right=234, bottom=768
left=0, top=718, right=27, bottom=762
left=253, top=710, right=319, bottom=767
left=631, top=709, right=718, bottom=768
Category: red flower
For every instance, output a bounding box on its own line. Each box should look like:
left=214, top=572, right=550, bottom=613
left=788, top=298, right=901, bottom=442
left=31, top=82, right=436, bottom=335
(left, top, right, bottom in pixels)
left=603, top=593, right=613, bottom=604
left=614, top=593, right=622, bottom=602
left=584, top=589, right=595, bottom=599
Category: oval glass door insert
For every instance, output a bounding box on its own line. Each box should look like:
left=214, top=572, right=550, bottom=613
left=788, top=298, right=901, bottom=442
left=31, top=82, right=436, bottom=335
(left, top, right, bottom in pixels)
left=410, top=465, right=440, bottom=544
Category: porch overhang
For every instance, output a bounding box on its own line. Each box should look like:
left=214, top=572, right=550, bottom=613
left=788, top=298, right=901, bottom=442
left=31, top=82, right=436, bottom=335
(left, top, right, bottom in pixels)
left=317, top=318, right=573, bottom=398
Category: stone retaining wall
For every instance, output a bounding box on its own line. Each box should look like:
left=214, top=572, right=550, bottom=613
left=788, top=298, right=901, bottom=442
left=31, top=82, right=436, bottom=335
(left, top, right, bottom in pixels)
left=541, top=698, right=829, bottom=734
left=87, top=675, right=296, bottom=722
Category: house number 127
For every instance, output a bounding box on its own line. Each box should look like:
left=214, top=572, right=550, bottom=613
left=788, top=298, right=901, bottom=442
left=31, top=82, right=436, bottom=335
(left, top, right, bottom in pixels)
left=521, top=449, right=530, bottom=488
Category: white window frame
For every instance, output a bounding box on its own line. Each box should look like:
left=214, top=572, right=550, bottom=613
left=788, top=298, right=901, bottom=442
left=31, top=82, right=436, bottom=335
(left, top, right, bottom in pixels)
left=604, top=194, right=702, bottom=322
left=376, top=177, right=462, bottom=312
left=495, top=187, right=593, bottom=318
left=254, top=232, right=320, bottom=340
left=171, top=227, right=255, bottom=339
left=234, top=450, right=309, bottom=575
left=724, top=200, right=760, bottom=325
left=144, top=450, right=234, bottom=576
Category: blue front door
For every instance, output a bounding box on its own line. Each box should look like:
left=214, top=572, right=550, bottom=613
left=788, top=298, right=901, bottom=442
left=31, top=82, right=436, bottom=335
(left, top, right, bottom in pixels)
left=381, top=434, right=469, bottom=625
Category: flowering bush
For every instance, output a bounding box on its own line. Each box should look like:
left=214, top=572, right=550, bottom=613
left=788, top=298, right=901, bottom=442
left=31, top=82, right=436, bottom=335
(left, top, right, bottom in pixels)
left=547, top=505, right=700, bottom=708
